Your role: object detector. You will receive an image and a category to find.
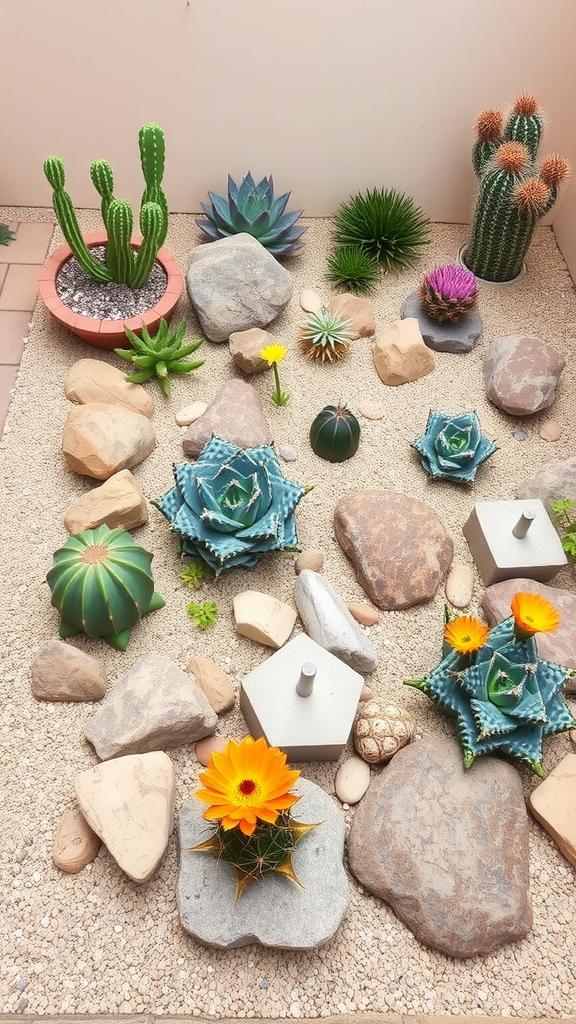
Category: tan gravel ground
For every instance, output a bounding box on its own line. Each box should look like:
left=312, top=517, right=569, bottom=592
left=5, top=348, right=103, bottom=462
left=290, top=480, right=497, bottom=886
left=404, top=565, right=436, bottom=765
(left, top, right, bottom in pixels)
left=1, top=209, right=576, bottom=1018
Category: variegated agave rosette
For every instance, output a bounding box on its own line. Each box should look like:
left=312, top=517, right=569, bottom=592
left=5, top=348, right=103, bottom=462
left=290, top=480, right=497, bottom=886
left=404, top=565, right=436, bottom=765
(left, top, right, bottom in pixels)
left=406, top=593, right=575, bottom=775
left=154, top=437, right=306, bottom=574
left=412, top=410, right=497, bottom=484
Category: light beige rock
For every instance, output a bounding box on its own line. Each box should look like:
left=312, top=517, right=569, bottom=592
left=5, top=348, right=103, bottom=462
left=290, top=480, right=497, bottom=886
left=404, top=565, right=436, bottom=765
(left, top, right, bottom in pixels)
left=187, top=655, right=235, bottom=715
left=62, top=403, right=155, bottom=481
left=540, top=419, right=562, bottom=442
left=329, top=293, right=376, bottom=339
left=570, top=730, right=576, bottom=751
left=348, top=602, right=380, bottom=626
left=354, top=701, right=414, bottom=764
left=52, top=805, right=101, bottom=873
left=75, top=751, right=176, bottom=883
left=233, top=590, right=297, bottom=648
left=300, top=289, right=323, bottom=313
left=64, top=358, right=154, bottom=418
left=229, top=327, right=273, bottom=374
left=372, top=318, right=435, bottom=386
left=335, top=756, right=371, bottom=805
left=63, top=468, right=148, bottom=534
left=359, top=683, right=375, bottom=703
left=30, top=640, right=107, bottom=702
left=528, top=754, right=576, bottom=867
left=195, top=734, right=231, bottom=767
left=175, top=401, right=207, bottom=427
left=295, top=548, right=324, bottom=574
left=445, top=563, right=474, bottom=609
left=358, top=402, right=385, bottom=420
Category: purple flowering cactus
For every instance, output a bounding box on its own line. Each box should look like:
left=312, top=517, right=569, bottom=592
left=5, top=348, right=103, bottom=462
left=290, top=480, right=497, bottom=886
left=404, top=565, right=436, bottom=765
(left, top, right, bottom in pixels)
left=420, top=264, right=478, bottom=323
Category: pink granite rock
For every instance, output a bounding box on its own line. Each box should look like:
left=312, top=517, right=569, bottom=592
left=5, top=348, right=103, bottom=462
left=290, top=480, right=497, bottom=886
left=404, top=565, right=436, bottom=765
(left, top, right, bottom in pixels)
left=182, top=380, right=272, bottom=458
left=528, top=754, right=576, bottom=867
left=328, top=293, right=375, bottom=339
left=484, top=335, right=565, bottom=416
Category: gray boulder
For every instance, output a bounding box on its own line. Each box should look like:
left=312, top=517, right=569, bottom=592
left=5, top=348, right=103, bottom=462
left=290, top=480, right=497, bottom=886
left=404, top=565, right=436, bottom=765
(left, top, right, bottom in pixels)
left=348, top=736, right=533, bottom=957
left=294, top=569, right=377, bottom=674
left=401, top=292, right=482, bottom=353
left=517, top=455, right=576, bottom=512
left=85, top=654, right=217, bottom=760
left=186, top=233, right=293, bottom=343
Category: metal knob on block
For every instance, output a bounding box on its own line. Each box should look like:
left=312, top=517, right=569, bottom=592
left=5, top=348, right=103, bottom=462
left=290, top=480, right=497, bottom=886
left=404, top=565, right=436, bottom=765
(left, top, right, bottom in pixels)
left=512, top=508, right=537, bottom=539
left=296, top=662, right=317, bottom=698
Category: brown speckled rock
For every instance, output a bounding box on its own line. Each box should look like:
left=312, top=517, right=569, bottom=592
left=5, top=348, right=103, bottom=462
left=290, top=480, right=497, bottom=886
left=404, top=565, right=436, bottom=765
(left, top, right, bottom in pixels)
left=334, top=490, right=453, bottom=610
left=484, top=335, right=565, bottom=416
left=31, top=640, right=107, bottom=702
left=348, top=602, right=380, bottom=626
left=348, top=736, right=533, bottom=957
left=182, top=380, right=272, bottom=458
left=353, top=700, right=414, bottom=764
left=52, top=806, right=101, bottom=874
left=328, top=293, right=375, bottom=339
left=295, top=549, right=324, bottom=574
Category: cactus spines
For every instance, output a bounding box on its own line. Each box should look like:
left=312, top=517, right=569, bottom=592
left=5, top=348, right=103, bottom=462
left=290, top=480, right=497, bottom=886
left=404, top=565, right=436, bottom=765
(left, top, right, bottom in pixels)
left=43, top=155, right=112, bottom=283
left=104, top=199, right=134, bottom=284
left=90, top=159, right=115, bottom=225
left=465, top=96, right=570, bottom=282
left=138, top=123, right=168, bottom=248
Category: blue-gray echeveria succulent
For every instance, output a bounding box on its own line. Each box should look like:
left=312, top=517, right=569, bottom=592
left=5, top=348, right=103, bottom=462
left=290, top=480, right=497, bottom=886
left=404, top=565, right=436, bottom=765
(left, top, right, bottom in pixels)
left=406, top=616, right=575, bottom=776
left=154, top=437, right=306, bottom=574
left=412, top=410, right=497, bottom=483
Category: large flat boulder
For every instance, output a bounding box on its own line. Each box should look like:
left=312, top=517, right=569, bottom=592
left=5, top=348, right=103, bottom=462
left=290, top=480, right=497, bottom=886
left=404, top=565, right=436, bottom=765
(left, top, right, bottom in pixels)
left=64, top=358, right=154, bottom=418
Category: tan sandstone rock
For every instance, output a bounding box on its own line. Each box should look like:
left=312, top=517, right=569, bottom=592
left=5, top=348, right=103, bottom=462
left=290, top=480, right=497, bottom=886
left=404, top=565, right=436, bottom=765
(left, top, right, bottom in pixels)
left=528, top=754, right=576, bottom=868
left=195, top=734, right=231, bottom=767
left=175, top=401, right=208, bottom=427
left=348, top=602, right=380, bottom=626
left=52, top=806, right=101, bottom=873
left=187, top=656, right=235, bottom=715
left=62, top=403, right=155, bottom=480
left=75, top=751, right=176, bottom=883
left=31, top=640, right=107, bottom=702
left=64, top=358, right=154, bottom=417
left=229, top=327, right=274, bottom=374
left=372, top=318, right=435, bottom=386
left=328, top=293, right=376, bottom=339
left=63, top=469, right=148, bottom=533
left=300, top=289, right=323, bottom=313
left=445, top=563, right=474, bottom=609
left=233, top=590, right=297, bottom=648
left=295, top=548, right=324, bottom=574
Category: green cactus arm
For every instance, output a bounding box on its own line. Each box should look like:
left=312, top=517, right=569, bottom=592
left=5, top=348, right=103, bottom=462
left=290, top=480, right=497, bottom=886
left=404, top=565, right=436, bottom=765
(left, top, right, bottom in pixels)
left=105, top=199, right=135, bottom=285
left=43, top=156, right=112, bottom=283
left=139, top=123, right=168, bottom=248
left=472, top=140, right=499, bottom=178
left=504, top=111, right=543, bottom=162
left=90, top=159, right=115, bottom=227
left=466, top=164, right=530, bottom=281
left=130, top=202, right=164, bottom=289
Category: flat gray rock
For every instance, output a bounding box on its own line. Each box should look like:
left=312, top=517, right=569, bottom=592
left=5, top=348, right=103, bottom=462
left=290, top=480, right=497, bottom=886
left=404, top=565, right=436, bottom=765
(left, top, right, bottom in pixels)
left=401, top=292, right=482, bottom=353
left=177, top=777, right=349, bottom=949
left=348, top=737, right=532, bottom=957
left=294, top=569, right=377, bottom=673
left=334, top=490, right=453, bottom=610
left=481, top=577, right=576, bottom=690
left=517, top=455, right=576, bottom=511
left=182, top=379, right=272, bottom=458
left=484, top=335, right=565, bottom=416
left=186, top=233, right=293, bottom=343
left=85, top=654, right=217, bottom=760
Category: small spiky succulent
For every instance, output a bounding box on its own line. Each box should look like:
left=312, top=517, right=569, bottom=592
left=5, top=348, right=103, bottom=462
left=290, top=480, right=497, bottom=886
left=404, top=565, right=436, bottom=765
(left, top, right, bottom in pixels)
left=333, top=188, right=430, bottom=271
left=298, top=307, right=353, bottom=363
left=115, top=318, right=204, bottom=396
left=0, top=224, right=16, bottom=246
left=419, top=264, right=478, bottom=323
left=196, top=172, right=306, bottom=258
left=326, top=245, right=380, bottom=293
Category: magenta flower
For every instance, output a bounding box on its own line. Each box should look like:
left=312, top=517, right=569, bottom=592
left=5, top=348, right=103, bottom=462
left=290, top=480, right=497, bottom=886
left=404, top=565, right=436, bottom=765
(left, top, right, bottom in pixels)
left=420, top=264, right=478, bottom=323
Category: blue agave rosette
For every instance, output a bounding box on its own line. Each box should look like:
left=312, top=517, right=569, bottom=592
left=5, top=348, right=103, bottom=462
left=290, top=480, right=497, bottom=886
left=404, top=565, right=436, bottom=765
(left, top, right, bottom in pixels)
left=155, top=437, right=306, bottom=574
left=196, top=172, right=306, bottom=257
left=407, top=615, right=575, bottom=775
left=412, top=410, right=497, bottom=483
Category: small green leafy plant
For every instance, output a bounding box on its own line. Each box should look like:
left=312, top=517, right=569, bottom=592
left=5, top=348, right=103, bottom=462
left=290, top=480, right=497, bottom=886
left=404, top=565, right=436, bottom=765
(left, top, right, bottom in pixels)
left=325, top=245, right=379, bottom=294
left=0, top=224, right=16, bottom=246
left=550, top=498, right=576, bottom=557
left=187, top=600, right=218, bottom=629
left=115, top=318, right=204, bottom=396
left=179, top=560, right=215, bottom=591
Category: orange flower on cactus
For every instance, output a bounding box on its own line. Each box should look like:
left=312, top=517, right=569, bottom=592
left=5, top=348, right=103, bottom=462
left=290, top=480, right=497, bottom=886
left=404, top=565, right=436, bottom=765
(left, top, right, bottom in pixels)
left=511, top=592, right=560, bottom=640
left=195, top=736, right=300, bottom=837
left=444, top=615, right=489, bottom=655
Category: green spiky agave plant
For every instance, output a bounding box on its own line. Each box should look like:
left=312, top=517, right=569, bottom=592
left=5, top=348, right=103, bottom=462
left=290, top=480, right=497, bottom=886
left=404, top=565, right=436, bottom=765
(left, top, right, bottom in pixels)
left=333, top=188, right=430, bottom=271
left=196, top=172, right=306, bottom=258
left=114, top=318, right=204, bottom=396
left=326, top=245, right=380, bottom=293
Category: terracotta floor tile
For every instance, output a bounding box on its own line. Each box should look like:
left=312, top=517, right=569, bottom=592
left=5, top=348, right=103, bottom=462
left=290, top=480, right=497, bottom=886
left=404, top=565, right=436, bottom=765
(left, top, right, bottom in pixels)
left=0, top=364, right=18, bottom=436
left=0, top=221, right=54, bottom=264
left=0, top=310, right=32, bottom=362
left=0, top=264, right=41, bottom=311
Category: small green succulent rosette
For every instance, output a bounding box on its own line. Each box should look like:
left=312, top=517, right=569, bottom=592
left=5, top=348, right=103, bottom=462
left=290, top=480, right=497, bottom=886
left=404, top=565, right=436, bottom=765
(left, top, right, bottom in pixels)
left=412, top=410, right=496, bottom=483
left=154, top=437, right=306, bottom=574
left=407, top=618, right=575, bottom=775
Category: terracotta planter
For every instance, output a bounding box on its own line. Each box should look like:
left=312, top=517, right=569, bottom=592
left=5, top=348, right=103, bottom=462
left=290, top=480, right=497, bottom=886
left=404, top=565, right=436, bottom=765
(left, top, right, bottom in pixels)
left=37, top=231, right=184, bottom=350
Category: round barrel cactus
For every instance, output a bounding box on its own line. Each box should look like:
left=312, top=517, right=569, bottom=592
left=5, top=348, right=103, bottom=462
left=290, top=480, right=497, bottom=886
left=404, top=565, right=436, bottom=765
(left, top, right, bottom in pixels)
left=46, top=525, right=165, bottom=650
left=309, top=404, right=360, bottom=463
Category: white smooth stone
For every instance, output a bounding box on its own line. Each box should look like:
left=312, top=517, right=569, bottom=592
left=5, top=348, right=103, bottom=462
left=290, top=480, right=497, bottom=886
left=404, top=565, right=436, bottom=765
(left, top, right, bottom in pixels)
left=300, top=289, right=323, bottom=314
left=335, top=756, right=371, bottom=805
left=445, top=563, right=474, bottom=609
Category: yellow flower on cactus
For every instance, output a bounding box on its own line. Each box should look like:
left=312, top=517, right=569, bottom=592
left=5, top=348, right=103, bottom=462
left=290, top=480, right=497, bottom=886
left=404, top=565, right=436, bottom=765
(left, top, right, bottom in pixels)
left=259, top=343, right=287, bottom=366
left=195, top=736, right=301, bottom=836
left=444, top=615, right=489, bottom=655
left=511, top=592, right=560, bottom=640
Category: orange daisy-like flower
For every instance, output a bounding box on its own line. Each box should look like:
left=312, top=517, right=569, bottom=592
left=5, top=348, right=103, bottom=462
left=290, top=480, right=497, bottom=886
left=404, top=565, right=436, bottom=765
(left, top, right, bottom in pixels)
left=511, top=592, right=560, bottom=640
left=444, top=615, right=489, bottom=655
left=194, top=736, right=301, bottom=837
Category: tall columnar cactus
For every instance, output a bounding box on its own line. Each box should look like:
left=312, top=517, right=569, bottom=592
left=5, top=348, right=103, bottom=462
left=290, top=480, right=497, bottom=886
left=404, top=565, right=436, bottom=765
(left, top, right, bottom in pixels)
left=465, top=95, right=570, bottom=282
left=43, top=123, right=169, bottom=288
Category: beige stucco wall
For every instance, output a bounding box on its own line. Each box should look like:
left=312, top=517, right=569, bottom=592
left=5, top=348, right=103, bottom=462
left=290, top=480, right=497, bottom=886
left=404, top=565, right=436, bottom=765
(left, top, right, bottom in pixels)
left=2, top=0, right=575, bottom=273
